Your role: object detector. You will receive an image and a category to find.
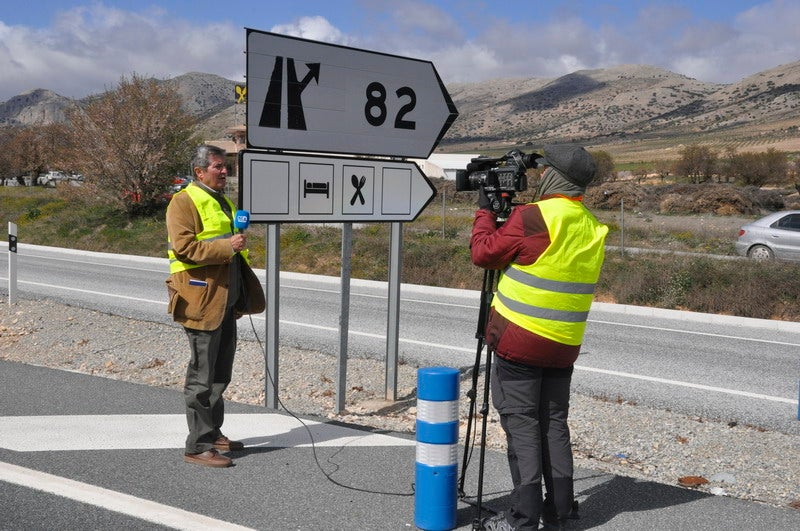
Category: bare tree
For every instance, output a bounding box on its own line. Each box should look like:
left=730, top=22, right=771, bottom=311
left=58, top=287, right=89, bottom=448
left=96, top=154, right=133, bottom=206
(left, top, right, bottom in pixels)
left=65, top=74, right=197, bottom=215
left=3, top=124, right=71, bottom=184
left=718, top=146, right=738, bottom=183
left=0, top=128, right=17, bottom=183
left=724, top=148, right=788, bottom=186
left=590, top=150, right=616, bottom=183
left=654, top=159, right=672, bottom=182
left=675, top=144, right=717, bottom=184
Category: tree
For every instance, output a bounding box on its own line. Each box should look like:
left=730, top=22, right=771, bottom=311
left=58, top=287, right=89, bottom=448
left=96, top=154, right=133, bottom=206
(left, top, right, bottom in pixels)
left=718, top=146, right=738, bottom=183
left=790, top=158, right=800, bottom=193
left=675, top=145, right=717, bottom=184
left=4, top=123, right=71, bottom=184
left=0, top=128, right=16, bottom=182
left=654, top=159, right=672, bottom=182
left=723, top=148, right=788, bottom=186
left=590, top=150, right=616, bottom=183
left=65, top=74, right=197, bottom=215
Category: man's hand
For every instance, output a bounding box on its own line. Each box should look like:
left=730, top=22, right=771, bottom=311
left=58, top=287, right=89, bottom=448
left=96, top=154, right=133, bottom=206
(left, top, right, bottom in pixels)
left=230, top=233, right=247, bottom=253
left=477, top=187, right=493, bottom=211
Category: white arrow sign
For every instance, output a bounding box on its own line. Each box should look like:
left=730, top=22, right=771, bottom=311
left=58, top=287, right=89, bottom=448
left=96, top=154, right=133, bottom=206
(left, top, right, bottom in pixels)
left=245, top=29, right=458, bottom=159
left=238, top=151, right=437, bottom=223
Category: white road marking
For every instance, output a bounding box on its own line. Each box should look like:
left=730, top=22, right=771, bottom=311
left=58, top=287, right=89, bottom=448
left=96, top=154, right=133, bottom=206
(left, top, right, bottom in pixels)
left=591, top=318, right=800, bottom=347
left=5, top=276, right=798, bottom=407
left=0, top=461, right=256, bottom=531
left=573, top=366, right=799, bottom=405
left=277, top=320, right=797, bottom=405
left=0, top=414, right=415, bottom=452
left=19, top=279, right=166, bottom=304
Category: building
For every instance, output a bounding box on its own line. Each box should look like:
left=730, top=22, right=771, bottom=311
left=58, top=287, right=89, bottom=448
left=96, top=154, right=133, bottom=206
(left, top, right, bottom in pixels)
left=411, top=153, right=481, bottom=180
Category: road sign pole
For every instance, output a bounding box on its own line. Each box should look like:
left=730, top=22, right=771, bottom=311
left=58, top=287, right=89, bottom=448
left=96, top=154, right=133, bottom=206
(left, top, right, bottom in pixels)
left=244, top=28, right=456, bottom=406
left=386, top=222, right=403, bottom=401
left=8, top=222, right=18, bottom=305
left=265, top=223, right=280, bottom=409
left=337, top=223, right=353, bottom=413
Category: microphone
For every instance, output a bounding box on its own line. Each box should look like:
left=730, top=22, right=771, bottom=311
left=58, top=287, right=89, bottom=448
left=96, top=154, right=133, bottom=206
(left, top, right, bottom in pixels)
left=233, top=209, right=250, bottom=231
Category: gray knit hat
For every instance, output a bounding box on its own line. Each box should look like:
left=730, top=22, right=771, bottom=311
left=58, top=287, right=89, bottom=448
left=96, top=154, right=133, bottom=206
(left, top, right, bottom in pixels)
left=535, top=145, right=596, bottom=187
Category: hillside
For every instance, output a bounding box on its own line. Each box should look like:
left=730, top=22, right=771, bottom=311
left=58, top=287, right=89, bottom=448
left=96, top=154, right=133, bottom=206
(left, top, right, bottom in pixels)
left=445, top=65, right=723, bottom=144
left=2, top=62, right=800, bottom=160
left=442, top=63, right=800, bottom=157
left=0, top=89, right=77, bottom=125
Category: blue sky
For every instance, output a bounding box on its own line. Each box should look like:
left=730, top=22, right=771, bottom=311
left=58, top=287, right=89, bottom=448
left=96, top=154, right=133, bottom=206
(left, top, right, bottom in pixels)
left=1, top=0, right=798, bottom=101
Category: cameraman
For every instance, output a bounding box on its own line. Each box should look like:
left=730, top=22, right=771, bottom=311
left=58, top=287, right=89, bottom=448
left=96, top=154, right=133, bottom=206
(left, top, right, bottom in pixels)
left=470, top=145, right=608, bottom=530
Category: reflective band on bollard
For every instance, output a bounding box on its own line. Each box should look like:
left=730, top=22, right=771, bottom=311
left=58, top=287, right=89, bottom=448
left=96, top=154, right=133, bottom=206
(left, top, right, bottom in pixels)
left=415, top=367, right=459, bottom=531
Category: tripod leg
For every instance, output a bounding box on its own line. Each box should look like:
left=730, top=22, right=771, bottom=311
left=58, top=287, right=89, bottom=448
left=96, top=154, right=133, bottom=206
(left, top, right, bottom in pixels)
left=459, top=269, right=495, bottom=498
left=472, top=346, right=494, bottom=529
left=458, top=337, right=483, bottom=498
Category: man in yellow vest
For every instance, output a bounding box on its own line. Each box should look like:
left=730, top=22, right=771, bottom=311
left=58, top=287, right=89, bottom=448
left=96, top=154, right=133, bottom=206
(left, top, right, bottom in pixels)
left=166, top=145, right=265, bottom=468
left=471, top=145, right=608, bottom=530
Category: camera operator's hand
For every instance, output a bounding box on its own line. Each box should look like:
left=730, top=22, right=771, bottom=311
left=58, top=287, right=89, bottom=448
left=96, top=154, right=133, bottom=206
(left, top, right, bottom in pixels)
left=477, top=187, right=493, bottom=211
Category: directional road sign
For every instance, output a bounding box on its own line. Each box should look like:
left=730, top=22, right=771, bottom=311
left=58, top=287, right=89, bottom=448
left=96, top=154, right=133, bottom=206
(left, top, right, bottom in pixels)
left=238, top=150, right=437, bottom=223
left=245, top=29, right=459, bottom=159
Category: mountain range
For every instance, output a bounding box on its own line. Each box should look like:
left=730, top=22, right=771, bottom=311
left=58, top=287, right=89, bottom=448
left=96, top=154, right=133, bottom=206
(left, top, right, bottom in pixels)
left=2, top=62, right=800, bottom=160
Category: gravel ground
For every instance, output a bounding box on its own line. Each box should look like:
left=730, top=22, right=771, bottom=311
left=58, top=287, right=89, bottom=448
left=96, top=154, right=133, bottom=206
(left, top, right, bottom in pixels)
left=1, top=296, right=798, bottom=512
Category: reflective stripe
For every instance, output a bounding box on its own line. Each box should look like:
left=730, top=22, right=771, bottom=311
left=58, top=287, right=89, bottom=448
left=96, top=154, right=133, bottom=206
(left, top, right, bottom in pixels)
left=416, top=442, right=458, bottom=466
left=495, top=292, right=590, bottom=323
left=417, top=399, right=459, bottom=424
left=167, top=232, right=233, bottom=252
left=502, top=266, right=596, bottom=294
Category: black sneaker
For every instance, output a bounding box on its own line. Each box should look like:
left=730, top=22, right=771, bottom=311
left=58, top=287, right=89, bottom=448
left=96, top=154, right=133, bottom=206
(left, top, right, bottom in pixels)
left=482, top=512, right=516, bottom=531
left=541, top=500, right=579, bottom=529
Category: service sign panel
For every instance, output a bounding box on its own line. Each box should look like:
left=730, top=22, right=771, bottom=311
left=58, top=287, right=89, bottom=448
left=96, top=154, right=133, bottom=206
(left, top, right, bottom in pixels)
left=246, top=29, right=458, bottom=159
left=239, top=150, right=436, bottom=223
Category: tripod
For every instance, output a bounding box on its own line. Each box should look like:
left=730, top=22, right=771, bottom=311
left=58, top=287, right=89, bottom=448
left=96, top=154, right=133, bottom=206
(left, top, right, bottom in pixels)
left=458, top=267, right=499, bottom=530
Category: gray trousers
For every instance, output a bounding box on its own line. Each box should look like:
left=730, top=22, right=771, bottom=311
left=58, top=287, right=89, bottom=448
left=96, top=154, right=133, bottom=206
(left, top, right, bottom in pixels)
left=491, top=355, right=574, bottom=531
left=183, top=307, right=237, bottom=454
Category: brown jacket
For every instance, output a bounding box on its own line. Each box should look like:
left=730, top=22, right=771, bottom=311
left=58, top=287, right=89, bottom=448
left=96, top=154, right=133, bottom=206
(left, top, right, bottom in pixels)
left=165, top=184, right=265, bottom=330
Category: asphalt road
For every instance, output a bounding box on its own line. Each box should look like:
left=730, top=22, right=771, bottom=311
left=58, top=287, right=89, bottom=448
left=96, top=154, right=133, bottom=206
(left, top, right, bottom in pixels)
left=1, top=242, right=798, bottom=435
left=3, top=361, right=800, bottom=530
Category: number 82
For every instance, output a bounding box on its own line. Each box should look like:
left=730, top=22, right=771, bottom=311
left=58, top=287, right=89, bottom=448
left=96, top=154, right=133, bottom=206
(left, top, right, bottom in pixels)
left=364, top=82, right=416, bottom=130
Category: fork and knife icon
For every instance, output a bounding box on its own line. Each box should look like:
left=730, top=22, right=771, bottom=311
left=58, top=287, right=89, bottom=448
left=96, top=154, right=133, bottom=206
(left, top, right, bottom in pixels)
left=350, top=174, right=367, bottom=205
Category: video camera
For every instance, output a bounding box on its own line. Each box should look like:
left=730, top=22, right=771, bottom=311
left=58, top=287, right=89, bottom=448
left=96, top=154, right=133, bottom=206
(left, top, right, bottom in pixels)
left=455, top=149, right=541, bottom=217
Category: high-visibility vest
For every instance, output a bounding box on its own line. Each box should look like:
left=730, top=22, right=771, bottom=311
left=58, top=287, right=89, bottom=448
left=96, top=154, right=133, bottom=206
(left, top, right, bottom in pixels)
left=167, top=183, right=247, bottom=273
left=492, top=197, right=608, bottom=346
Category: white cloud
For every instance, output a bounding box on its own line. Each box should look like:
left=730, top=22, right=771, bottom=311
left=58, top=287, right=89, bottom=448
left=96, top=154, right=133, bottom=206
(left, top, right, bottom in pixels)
left=0, top=4, right=244, bottom=101
left=270, top=16, right=354, bottom=45
left=645, top=0, right=800, bottom=83
left=410, top=1, right=800, bottom=85
left=1, top=1, right=800, bottom=102
left=424, top=42, right=501, bottom=83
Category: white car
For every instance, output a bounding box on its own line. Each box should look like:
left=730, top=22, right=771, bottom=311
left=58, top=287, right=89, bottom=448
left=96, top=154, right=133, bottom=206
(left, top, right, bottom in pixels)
left=735, top=210, right=800, bottom=261
left=37, top=171, right=83, bottom=187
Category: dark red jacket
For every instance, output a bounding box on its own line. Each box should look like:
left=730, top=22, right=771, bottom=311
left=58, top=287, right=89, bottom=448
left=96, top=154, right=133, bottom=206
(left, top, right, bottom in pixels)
left=470, top=199, right=582, bottom=368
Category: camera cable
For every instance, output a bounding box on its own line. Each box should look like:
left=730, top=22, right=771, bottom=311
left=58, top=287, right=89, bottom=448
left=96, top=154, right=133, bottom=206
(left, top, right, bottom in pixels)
left=247, top=314, right=414, bottom=497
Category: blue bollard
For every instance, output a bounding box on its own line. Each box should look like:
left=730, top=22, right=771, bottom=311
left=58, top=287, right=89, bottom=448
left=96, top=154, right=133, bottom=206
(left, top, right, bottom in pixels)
left=415, top=367, right=459, bottom=531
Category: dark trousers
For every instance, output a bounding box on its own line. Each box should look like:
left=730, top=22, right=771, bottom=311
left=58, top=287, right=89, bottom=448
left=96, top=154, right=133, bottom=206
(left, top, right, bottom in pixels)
left=490, top=355, right=574, bottom=530
left=183, top=307, right=237, bottom=454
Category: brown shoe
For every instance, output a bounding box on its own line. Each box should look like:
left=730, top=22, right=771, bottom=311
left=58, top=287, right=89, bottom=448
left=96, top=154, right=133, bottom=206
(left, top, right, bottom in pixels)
left=183, top=449, right=232, bottom=468
left=213, top=436, right=244, bottom=452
